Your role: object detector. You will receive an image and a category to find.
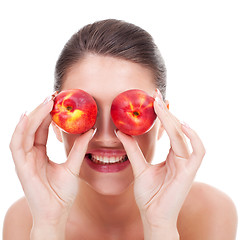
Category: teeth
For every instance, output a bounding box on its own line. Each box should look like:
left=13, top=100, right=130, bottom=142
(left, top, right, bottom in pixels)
left=90, top=154, right=127, bottom=164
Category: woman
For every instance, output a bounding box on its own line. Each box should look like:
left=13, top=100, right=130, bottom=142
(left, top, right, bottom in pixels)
left=3, top=19, right=237, bottom=240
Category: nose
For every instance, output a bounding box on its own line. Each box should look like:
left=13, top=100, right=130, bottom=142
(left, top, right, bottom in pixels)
left=92, top=106, right=120, bottom=146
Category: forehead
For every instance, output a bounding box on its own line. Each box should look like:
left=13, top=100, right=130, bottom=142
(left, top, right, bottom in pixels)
left=62, top=54, right=156, bottom=103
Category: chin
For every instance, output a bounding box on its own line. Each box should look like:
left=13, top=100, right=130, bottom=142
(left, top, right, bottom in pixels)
left=80, top=163, right=134, bottom=196
left=90, top=177, right=134, bottom=196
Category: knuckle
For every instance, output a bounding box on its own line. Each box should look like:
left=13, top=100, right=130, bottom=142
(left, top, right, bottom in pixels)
left=201, top=146, right=206, bottom=158
left=9, top=140, right=15, bottom=152
left=14, top=166, right=20, bottom=177
left=198, top=141, right=206, bottom=158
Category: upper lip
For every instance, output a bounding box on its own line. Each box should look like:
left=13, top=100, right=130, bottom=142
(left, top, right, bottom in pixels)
left=86, top=149, right=127, bottom=157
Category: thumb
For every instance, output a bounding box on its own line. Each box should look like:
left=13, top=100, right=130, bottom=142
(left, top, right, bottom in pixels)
left=64, top=128, right=97, bottom=176
left=115, top=130, right=148, bottom=178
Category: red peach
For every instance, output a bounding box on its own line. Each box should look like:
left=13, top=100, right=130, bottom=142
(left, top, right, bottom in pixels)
left=51, top=89, right=97, bottom=134
left=111, top=89, right=157, bottom=136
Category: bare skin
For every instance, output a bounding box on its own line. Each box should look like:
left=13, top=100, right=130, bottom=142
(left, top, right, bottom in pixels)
left=3, top=55, right=238, bottom=240
left=3, top=182, right=238, bottom=239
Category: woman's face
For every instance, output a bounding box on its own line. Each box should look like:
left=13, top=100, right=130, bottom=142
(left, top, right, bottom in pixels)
left=58, top=54, right=163, bottom=195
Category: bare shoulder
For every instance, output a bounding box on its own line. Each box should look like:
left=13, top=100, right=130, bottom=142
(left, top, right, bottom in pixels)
left=3, top=196, right=32, bottom=240
left=177, top=182, right=238, bottom=240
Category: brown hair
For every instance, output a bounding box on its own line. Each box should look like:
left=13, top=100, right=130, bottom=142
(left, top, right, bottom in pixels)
left=54, top=19, right=167, bottom=100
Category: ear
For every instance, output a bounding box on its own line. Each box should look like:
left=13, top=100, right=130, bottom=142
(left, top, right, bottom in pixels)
left=51, top=122, right=63, bottom=142
left=157, top=100, right=169, bottom=140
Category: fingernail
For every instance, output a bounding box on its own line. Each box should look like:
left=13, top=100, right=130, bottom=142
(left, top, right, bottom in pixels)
left=43, top=91, right=58, bottom=104
left=155, top=88, right=160, bottom=95
left=43, top=95, right=53, bottom=104
left=51, top=91, right=59, bottom=100
left=91, top=128, right=97, bottom=139
left=19, top=111, right=27, bottom=123
left=114, top=129, right=119, bottom=137
left=155, top=88, right=163, bottom=100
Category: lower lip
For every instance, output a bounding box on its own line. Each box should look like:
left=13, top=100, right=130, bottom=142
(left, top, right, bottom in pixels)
left=85, top=156, right=130, bottom=173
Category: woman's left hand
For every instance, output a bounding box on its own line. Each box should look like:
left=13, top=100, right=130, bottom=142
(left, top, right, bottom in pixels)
left=115, top=89, right=205, bottom=236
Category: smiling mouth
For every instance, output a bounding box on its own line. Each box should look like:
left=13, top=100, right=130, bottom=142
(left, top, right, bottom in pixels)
left=85, top=153, right=129, bottom=165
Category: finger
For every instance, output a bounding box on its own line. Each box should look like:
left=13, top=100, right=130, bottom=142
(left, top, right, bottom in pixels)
left=34, top=114, right=52, bottom=147
left=24, top=96, right=54, bottom=152
left=154, top=89, right=180, bottom=123
left=9, top=113, right=28, bottom=167
left=181, top=124, right=206, bottom=172
left=165, top=148, right=175, bottom=182
left=154, top=92, right=190, bottom=158
left=115, top=130, right=148, bottom=178
left=64, top=128, right=97, bottom=177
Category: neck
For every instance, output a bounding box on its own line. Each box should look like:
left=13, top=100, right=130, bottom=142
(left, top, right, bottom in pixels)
left=74, top=180, right=141, bottom=229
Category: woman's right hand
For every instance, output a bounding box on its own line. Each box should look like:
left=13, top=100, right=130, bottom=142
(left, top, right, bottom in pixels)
left=9, top=95, right=96, bottom=228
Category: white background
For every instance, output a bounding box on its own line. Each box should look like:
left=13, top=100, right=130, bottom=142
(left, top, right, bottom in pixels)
left=0, top=0, right=239, bottom=238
